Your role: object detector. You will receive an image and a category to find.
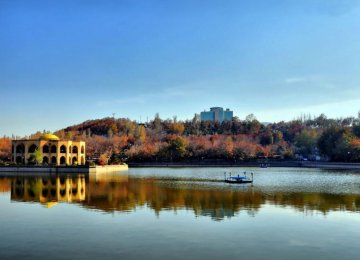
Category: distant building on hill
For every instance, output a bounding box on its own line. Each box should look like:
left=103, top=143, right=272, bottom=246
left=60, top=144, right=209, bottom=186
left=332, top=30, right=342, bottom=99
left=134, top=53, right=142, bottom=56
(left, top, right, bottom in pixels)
left=12, top=133, right=86, bottom=165
left=200, top=107, right=233, bottom=123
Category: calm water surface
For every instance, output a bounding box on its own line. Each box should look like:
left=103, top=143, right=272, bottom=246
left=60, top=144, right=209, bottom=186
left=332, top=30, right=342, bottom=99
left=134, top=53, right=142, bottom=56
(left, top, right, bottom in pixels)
left=0, top=167, right=360, bottom=259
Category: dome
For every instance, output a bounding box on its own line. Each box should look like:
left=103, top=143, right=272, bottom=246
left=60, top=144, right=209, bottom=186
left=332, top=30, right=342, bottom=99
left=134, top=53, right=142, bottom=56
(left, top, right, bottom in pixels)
left=39, top=133, right=60, bottom=141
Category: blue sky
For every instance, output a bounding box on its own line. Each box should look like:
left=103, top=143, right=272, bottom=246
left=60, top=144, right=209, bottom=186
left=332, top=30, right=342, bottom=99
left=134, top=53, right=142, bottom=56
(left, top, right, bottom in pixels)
left=1, top=0, right=360, bottom=136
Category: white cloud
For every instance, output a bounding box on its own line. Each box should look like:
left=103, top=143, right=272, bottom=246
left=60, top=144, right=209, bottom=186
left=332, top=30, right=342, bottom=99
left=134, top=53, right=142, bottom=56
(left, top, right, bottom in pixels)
left=284, top=77, right=308, bottom=84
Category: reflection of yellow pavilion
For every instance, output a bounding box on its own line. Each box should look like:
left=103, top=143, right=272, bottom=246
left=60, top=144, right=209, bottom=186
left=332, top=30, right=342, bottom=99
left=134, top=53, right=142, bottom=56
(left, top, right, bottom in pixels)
left=11, top=175, right=86, bottom=205
left=11, top=133, right=86, bottom=165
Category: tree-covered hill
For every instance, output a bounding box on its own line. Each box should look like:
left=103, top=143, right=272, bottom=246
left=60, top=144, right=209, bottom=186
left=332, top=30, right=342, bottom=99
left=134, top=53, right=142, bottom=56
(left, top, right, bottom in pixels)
left=1, top=113, right=360, bottom=164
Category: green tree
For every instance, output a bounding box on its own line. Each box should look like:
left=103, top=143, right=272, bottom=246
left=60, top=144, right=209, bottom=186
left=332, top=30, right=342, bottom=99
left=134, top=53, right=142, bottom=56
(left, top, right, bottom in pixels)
left=135, top=125, right=146, bottom=143
left=153, top=113, right=162, bottom=135
left=294, top=129, right=318, bottom=155
left=107, top=128, right=114, bottom=138
left=318, top=127, right=353, bottom=161
left=30, top=148, right=43, bottom=165
left=167, top=137, right=187, bottom=161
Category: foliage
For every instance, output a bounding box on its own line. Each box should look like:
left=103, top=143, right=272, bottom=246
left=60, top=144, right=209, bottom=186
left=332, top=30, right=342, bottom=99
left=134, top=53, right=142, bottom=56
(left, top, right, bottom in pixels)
left=317, top=127, right=356, bottom=161
left=294, top=129, right=319, bottom=155
left=98, top=153, right=109, bottom=166
left=28, top=148, right=43, bottom=165
left=0, top=137, right=11, bottom=161
left=10, top=111, right=359, bottom=163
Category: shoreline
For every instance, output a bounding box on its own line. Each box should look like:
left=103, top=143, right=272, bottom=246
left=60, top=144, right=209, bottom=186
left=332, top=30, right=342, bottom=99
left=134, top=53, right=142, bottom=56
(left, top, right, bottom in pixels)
left=128, top=161, right=360, bottom=170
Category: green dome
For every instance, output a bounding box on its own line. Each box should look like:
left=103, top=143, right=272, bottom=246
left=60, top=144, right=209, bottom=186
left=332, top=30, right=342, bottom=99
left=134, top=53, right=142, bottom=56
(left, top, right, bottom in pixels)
left=39, top=133, right=60, bottom=141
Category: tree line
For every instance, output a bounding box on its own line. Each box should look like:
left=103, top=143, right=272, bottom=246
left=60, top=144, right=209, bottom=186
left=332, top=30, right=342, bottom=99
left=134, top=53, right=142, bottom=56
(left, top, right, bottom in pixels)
left=1, top=112, right=360, bottom=164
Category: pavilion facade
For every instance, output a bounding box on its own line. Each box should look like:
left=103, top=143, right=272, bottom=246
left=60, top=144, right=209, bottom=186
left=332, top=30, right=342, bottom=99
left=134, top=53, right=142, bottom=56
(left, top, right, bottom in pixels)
left=12, top=133, right=86, bottom=166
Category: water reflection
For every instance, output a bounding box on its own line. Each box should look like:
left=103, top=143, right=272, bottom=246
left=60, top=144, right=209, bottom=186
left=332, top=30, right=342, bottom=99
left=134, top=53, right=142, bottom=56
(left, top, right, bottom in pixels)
left=10, top=175, right=86, bottom=207
left=0, top=173, right=359, bottom=220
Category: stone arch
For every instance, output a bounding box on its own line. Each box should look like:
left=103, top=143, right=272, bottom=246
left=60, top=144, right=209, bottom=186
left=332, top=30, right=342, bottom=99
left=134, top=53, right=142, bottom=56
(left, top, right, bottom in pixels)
left=81, top=156, right=85, bottom=165
left=51, top=145, right=57, bottom=153
left=43, top=156, right=49, bottom=164
left=60, top=145, right=67, bottom=153
left=81, top=146, right=85, bottom=154
left=42, top=189, right=48, bottom=198
left=42, top=145, right=49, bottom=153
left=72, top=156, right=78, bottom=165
left=16, top=156, right=24, bottom=164
left=60, top=189, right=66, bottom=197
left=60, top=156, right=66, bottom=165
left=72, top=146, right=78, bottom=153
left=28, top=189, right=35, bottom=198
left=16, top=143, right=25, bottom=154
left=28, top=144, right=38, bottom=153
left=51, top=156, right=57, bottom=164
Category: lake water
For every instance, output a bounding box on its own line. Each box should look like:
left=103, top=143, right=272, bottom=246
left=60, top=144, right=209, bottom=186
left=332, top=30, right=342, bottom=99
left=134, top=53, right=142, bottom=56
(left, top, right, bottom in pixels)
left=0, top=167, right=360, bottom=259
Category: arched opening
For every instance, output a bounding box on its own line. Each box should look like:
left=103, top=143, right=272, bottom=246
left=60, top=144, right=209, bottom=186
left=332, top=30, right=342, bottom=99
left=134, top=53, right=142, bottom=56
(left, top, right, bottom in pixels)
left=81, top=156, right=85, bottom=165
left=72, top=157, right=78, bottom=165
left=72, top=188, right=78, bottom=195
left=60, top=145, right=67, bottom=153
left=28, top=144, right=38, bottom=153
left=60, top=189, right=66, bottom=197
left=81, top=146, right=85, bottom=154
left=42, top=189, right=48, bottom=198
left=42, top=145, right=49, bottom=153
left=51, top=156, right=57, bottom=165
left=16, top=156, right=23, bottom=164
left=16, top=144, right=25, bottom=154
left=28, top=189, right=35, bottom=198
left=51, top=145, right=57, bottom=153
left=60, top=177, right=66, bottom=185
left=72, top=146, right=78, bottom=153
left=43, top=156, right=49, bottom=164
left=60, top=156, right=66, bottom=165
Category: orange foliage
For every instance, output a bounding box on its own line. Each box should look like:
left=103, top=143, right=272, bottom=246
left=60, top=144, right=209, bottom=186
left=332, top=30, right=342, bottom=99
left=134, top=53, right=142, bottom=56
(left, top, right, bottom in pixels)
left=0, top=137, right=11, bottom=160
left=350, top=137, right=360, bottom=148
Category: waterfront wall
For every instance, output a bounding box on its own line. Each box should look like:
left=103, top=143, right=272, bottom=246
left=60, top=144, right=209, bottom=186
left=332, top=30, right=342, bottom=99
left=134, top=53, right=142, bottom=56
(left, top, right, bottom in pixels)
left=0, top=164, right=128, bottom=176
left=89, top=164, right=128, bottom=174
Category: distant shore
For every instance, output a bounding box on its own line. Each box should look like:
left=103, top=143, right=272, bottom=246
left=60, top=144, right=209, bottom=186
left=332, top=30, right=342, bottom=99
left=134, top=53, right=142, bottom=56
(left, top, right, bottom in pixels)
left=128, top=161, right=360, bottom=170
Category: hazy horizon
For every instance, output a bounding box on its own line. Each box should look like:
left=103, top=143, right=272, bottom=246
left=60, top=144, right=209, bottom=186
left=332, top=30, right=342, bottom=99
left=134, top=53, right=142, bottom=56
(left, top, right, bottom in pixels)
left=1, top=0, right=360, bottom=136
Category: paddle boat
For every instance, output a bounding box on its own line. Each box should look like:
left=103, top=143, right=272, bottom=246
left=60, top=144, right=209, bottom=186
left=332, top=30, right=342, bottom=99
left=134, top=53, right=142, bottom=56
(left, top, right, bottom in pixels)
left=224, top=172, right=253, bottom=184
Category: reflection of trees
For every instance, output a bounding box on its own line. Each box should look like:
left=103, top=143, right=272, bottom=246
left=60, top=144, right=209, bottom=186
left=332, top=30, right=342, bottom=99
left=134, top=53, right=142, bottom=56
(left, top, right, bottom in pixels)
left=267, top=192, right=360, bottom=214
left=83, top=178, right=360, bottom=220
left=5, top=176, right=360, bottom=220
left=0, top=178, right=11, bottom=192
left=85, top=179, right=263, bottom=220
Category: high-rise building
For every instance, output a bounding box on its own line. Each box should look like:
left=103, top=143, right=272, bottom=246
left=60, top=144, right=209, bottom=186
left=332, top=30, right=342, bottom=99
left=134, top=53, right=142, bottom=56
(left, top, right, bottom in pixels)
left=200, top=107, right=233, bottom=123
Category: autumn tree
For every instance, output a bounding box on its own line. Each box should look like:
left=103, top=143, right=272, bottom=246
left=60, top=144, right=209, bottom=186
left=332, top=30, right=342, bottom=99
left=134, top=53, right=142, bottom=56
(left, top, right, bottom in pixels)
left=0, top=137, right=11, bottom=161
